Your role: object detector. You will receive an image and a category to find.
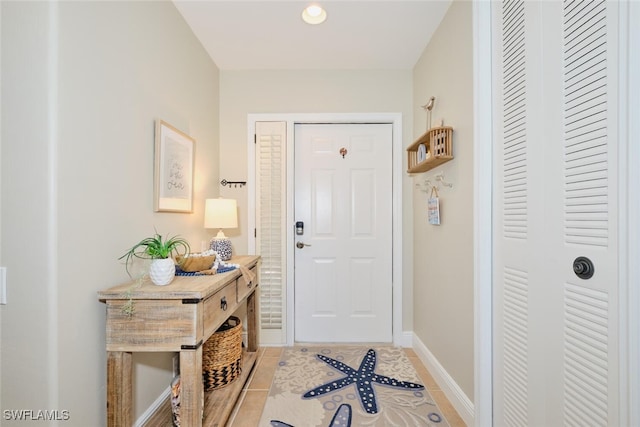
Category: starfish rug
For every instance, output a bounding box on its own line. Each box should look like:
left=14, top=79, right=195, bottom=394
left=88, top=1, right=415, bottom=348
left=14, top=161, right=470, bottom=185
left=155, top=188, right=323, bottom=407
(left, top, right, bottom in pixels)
left=258, top=346, right=450, bottom=427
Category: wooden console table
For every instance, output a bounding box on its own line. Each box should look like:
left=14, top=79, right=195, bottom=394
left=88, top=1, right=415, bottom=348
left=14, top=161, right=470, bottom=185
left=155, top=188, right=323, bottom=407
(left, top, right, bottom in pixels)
left=98, top=255, right=260, bottom=427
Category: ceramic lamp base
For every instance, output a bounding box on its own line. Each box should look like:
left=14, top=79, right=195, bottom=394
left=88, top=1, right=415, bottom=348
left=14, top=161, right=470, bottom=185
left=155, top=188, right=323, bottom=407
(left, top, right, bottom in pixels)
left=210, top=238, right=232, bottom=261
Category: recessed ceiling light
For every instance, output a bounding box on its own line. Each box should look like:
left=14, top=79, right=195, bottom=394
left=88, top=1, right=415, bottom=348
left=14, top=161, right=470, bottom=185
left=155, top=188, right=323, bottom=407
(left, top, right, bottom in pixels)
left=302, top=4, right=327, bottom=25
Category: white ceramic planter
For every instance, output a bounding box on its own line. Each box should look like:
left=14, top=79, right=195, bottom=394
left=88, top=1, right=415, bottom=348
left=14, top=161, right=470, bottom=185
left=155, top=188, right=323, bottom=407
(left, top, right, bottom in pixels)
left=149, top=258, right=176, bottom=286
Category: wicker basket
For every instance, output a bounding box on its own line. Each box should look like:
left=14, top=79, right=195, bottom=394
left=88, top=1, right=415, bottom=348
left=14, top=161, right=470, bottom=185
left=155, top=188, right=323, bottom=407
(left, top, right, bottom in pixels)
left=202, top=316, right=243, bottom=391
left=175, top=253, right=216, bottom=272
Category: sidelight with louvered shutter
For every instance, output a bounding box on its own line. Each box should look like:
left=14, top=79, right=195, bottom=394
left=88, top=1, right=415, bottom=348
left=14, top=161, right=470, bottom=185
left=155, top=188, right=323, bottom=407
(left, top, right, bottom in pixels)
left=255, top=122, right=287, bottom=337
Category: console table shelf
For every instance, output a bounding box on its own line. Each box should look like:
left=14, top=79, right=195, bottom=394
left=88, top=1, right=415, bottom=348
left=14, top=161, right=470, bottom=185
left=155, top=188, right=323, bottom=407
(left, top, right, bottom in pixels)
left=98, top=255, right=260, bottom=427
left=203, top=349, right=257, bottom=426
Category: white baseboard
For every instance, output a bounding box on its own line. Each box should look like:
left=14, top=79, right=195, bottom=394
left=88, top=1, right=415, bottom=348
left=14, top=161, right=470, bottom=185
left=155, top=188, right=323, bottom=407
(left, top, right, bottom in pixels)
left=260, top=328, right=287, bottom=346
left=411, top=333, right=475, bottom=426
left=398, top=330, right=414, bottom=347
left=135, top=385, right=171, bottom=427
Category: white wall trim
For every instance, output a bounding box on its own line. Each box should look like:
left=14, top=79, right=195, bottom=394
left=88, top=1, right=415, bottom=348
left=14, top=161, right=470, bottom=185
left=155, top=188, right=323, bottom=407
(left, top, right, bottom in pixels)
left=472, top=2, right=493, bottom=427
left=624, top=1, right=640, bottom=424
left=618, top=2, right=631, bottom=425
left=47, top=0, right=61, bottom=410
left=399, top=330, right=413, bottom=348
left=135, top=386, right=171, bottom=427
left=412, top=333, right=474, bottom=426
left=248, top=113, right=404, bottom=346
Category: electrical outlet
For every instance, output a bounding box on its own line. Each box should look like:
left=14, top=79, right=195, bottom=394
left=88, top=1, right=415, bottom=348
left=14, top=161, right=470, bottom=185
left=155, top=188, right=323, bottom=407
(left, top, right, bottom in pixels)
left=0, top=267, right=6, bottom=304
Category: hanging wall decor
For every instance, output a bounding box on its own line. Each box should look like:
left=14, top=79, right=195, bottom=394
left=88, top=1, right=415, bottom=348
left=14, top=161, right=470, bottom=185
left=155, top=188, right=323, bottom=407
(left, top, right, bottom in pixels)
left=428, top=186, right=441, bottom=225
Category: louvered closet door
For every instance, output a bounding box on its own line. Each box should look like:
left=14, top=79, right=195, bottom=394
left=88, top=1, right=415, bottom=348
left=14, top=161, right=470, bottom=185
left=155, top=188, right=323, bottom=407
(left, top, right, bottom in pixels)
left=493, top=1, right=620, bottom=425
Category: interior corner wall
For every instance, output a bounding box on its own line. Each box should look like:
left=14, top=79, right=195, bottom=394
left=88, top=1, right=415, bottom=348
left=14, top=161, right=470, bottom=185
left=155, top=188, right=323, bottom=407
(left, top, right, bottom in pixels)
left=1, top=1, right=56, bottom=420
left=1, top=1, right=219, bottom=423
left=219, top=69, right=415, bottom=340
left=411, top=0, right=474, bottom=401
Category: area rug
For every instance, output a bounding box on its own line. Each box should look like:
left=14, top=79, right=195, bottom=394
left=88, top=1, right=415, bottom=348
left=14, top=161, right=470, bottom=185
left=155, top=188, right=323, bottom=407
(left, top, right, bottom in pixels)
left=258, top=346, right=449, bottom=427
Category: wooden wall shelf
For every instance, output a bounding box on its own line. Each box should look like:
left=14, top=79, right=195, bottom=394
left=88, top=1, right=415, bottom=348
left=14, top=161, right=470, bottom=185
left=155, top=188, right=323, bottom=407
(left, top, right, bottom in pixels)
left=407, top=126, right=453, bottom=173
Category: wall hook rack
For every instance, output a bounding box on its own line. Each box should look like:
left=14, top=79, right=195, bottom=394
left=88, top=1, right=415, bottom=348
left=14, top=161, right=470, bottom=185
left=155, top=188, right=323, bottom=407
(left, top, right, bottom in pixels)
left=220, top=179, right=246, bottom=188
left=416, top=172, right=453, bottom=193
left=416, top=179, right=434, bottom=193
left=435, top=172, right=453, bottom=188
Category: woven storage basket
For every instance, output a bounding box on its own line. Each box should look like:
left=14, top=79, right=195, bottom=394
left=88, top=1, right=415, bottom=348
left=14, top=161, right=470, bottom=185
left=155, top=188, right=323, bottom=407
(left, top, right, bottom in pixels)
left=175, top=253, right=216, bottom=272
left=203, top=316, right=242, bottom=391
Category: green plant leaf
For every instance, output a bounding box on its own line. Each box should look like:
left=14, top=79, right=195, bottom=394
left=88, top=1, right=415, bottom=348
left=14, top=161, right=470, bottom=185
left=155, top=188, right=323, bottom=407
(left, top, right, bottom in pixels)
left=119, top=232, right=190, bottom=277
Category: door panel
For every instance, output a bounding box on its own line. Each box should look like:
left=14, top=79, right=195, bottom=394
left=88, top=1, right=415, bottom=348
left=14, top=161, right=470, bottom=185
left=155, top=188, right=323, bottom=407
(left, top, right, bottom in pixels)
left=310, top=258, right=338, bottom=316
left=294, top=123, right=392, bottom=342
left=560, top=0, right=618, bottom=422
left=493, top=0, right=534, bottom=423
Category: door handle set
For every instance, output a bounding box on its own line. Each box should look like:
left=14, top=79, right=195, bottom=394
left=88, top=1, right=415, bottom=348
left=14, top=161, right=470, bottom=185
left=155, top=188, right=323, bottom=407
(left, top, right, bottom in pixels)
left=296, top=241, right=312, bottom=249
left=573, top=256, right=594, bottom=280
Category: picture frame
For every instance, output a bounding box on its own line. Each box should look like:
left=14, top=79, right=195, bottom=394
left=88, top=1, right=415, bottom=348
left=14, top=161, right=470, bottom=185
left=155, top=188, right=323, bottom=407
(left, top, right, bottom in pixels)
left=154, top=120, right=195, bottom=213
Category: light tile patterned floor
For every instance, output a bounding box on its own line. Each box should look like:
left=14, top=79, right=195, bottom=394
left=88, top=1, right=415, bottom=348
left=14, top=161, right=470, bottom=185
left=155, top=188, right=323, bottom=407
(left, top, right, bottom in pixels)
left=227, top=347, right=467, bottom=427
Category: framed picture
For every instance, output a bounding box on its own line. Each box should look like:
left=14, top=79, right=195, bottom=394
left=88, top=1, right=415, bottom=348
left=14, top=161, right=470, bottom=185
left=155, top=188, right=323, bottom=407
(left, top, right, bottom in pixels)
left=154, top=120, right=195, bottom=213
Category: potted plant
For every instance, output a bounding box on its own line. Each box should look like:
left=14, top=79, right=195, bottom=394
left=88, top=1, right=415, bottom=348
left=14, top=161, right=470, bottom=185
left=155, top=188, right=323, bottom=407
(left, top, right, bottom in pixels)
left=119, top=232, right=190, bottom=286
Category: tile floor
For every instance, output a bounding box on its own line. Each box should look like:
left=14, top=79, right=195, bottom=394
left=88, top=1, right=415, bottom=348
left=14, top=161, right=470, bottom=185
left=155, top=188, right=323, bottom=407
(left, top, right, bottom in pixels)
left=227, top=347, right=467, bottom=427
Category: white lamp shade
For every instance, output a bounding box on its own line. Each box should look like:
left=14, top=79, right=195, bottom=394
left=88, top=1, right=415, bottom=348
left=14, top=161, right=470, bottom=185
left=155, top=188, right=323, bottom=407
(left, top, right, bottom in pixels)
left=204, top=198, right=238, bottom=229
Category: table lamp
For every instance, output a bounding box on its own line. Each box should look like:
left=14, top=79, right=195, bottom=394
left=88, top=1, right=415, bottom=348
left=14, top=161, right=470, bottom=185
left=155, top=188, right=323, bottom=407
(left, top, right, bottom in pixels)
left=204, top=198, right=238, bottom=261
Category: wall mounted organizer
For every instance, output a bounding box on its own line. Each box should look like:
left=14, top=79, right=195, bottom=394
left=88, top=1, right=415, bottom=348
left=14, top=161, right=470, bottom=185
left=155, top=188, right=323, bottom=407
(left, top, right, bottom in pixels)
left=406, top=126, right=453, bottom=174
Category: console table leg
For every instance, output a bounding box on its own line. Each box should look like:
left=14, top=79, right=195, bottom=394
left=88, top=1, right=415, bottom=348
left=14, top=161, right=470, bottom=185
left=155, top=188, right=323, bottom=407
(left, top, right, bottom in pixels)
left=107, top=351, right=132, bottom=427
left=179, top=346, right=204, bottom=426
left=247, top=290, right=258, bottom=352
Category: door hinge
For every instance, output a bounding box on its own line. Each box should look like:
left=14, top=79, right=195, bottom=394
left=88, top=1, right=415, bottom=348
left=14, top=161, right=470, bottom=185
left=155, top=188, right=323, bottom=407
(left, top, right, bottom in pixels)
left=254, top=228, right=257, bottom=238
left=254, top=134, right=257, bottom=144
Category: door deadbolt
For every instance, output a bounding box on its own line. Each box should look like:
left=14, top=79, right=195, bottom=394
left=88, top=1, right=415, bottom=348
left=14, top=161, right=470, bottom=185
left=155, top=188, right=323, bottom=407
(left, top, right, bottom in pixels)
left=573, top=256, right=594, bottom=280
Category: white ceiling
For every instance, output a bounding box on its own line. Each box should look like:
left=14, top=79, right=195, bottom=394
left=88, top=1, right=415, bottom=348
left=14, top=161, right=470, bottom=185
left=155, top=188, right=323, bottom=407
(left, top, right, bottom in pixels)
left=173, top=1, right=452, bottom=70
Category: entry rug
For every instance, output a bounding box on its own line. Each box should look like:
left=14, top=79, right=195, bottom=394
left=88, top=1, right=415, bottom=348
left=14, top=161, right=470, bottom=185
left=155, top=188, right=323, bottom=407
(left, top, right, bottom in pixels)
left=259, top=346, right=449, bottom=427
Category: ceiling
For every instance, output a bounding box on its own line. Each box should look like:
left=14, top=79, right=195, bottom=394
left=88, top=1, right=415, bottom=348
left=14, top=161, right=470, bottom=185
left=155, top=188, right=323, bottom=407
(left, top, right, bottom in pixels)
left=172, top=1, right=452, bottom=70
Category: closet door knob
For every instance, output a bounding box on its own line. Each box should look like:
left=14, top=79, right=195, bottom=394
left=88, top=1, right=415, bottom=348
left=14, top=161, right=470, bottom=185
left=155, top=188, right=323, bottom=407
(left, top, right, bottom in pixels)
left=573, top=256, right=594, bottom=280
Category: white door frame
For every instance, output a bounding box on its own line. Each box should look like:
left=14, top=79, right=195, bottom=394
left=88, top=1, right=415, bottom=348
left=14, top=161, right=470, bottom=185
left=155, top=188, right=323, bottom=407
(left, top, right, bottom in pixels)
left=472, top=2, right=494, bottom=426
left=248, top=113, right=404, bottom=347
left=619, top=1, right=640, bottom=424
left=472, top=2, right=640, bottom=426
left=628, top=3, right=640, bottom=425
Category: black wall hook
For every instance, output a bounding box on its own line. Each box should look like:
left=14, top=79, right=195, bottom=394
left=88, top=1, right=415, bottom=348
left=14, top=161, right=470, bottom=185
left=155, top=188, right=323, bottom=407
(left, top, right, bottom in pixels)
left=221, top=179, right=246, bottom=188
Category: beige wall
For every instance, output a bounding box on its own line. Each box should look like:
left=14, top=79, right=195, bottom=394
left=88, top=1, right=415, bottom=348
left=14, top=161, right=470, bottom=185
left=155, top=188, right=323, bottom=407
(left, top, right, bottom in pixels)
left=219, top=70, right=416, bottom=339
left=1, top=1, right=219, bottom=423
left=412, top=0, right=474, bottom=401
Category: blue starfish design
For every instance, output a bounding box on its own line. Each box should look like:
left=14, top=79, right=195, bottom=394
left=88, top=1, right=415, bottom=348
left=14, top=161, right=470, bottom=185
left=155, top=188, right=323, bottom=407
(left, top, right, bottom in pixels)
left=302, top=348, right=424, bottom=414
left=271, top=403, right=352, bottom=427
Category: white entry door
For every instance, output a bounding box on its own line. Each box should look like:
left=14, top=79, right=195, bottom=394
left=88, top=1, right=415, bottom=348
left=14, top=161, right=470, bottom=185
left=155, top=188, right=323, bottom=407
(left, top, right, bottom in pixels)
left=294, top=123, right=392, bottom=342
left=493, top=1, right=625, bottom=425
